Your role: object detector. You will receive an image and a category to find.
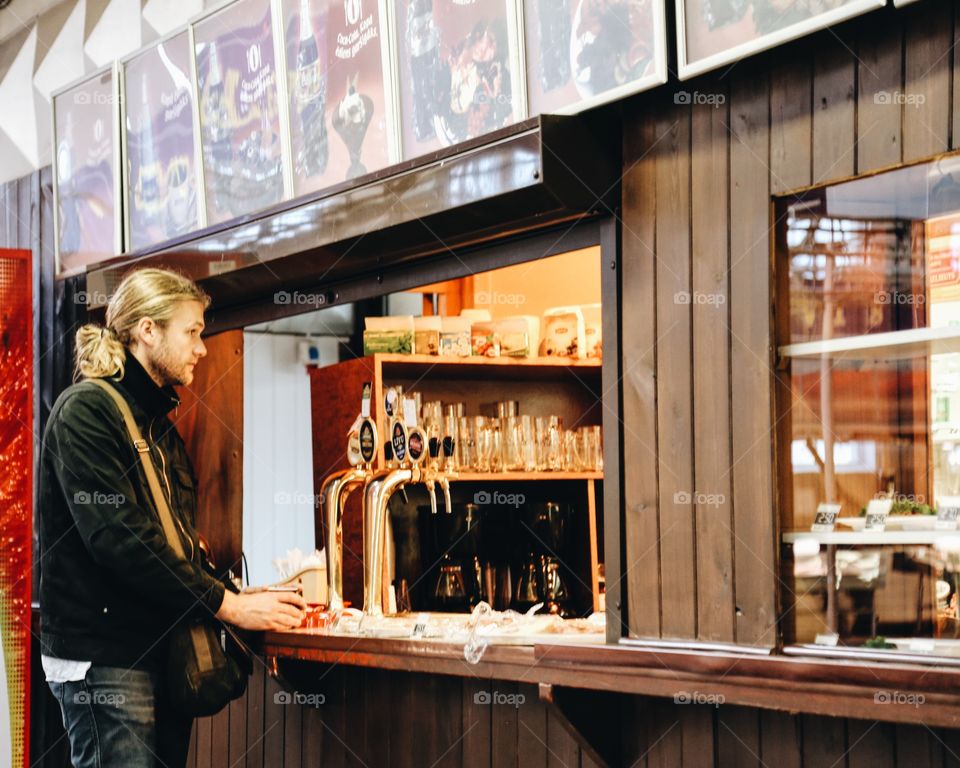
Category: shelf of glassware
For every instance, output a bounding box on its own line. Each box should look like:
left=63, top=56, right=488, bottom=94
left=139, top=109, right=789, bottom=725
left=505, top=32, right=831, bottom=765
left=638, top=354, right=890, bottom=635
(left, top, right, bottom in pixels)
left=375, top=353, right=603, bottom=380
left=778, top=326, right=960, bottom=361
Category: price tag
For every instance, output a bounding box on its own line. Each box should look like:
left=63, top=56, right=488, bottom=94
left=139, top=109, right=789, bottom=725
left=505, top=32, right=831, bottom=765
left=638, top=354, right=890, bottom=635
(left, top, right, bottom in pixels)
left=361, top=382, right=372, bottom=418
left=864, top=498, right=893, bottom=532
left=937, top=496, right=960, bottom=530
left=811, top=503, right=842, bottom=532
left=403, top=398, right=418, bottom=429
left=908, top=639, right=936, bottom=653
left=814, top=632, right=840, bottom=647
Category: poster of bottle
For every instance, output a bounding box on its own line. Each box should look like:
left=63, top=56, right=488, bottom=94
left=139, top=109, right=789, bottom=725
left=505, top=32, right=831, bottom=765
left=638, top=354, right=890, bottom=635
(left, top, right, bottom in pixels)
left=53, top=67, right=121, bottom=276
left=523, top=0, right=666, bottom=116
left=394, top=0, right=523, bottom=161
left=123, top=30, right=202, bottom=252
left=281, top=0, right=396, bottom=197
left=193, top=0, right=287, bottom=225
left=676, top=0, right=885, bottom=80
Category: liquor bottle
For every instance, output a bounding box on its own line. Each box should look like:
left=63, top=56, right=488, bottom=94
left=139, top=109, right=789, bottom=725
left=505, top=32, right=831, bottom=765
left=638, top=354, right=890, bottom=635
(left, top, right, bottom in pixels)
left=295, top=0, right=328, bottom=176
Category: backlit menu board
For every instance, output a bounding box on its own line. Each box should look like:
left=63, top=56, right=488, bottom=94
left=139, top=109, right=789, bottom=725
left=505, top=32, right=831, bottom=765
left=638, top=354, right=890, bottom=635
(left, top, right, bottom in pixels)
left=523, top=0, right=667, bottom=116
left=281, top=0, right=396, bottom=197
left=122, top=30, right=202, bottom=251
left=193, top=0, right=288, bottom=225
left=53, top=66, right=121, bottom=275
left=394, top=0, right=523, bottom=160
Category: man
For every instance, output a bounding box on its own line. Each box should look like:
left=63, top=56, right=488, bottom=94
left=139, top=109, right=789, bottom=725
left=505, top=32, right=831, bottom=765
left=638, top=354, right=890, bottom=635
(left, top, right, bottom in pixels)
left=39, top=268, right=306, bottom=767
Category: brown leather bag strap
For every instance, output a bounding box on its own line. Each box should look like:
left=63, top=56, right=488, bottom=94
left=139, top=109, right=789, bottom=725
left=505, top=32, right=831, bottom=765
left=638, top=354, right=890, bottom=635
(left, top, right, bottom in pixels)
left=87, top=378, right=188, bottom=561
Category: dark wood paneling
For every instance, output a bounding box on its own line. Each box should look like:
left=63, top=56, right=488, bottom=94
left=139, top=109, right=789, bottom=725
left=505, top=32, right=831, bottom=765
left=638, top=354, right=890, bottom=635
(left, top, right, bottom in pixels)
left=759, top=709, right=802, bottom=768
left=770, top=55, right=812, bottom=194
left=801, top=714, right=846, bottom=768
left=691, top=89, right=735, bottom=643
left=847, top=720, right=896, bottom=768
left=857, top=12, right=903, bottom=172
left=812, top=35, right=856, bottom=184
left=728, top=69, right=777, bottom=648
left=620, top=103, right=661, bottom=639
left=174, top=329, right=245, bottom=576
left=903, top=0, right=953, bottom=162
left=654, top=100, right=697, bottom=639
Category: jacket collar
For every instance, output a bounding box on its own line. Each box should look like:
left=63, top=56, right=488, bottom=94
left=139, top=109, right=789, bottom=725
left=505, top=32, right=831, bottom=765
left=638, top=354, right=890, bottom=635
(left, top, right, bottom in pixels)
left=112, top=351, right=180, bottom=418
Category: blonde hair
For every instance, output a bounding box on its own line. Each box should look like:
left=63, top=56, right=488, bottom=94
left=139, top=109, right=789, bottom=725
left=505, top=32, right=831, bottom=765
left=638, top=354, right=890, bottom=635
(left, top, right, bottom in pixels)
left=74, top=268, right=210, bottom=381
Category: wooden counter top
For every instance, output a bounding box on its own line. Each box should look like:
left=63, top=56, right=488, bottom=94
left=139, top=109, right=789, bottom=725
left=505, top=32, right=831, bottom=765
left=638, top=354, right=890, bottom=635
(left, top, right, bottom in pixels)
left=262, top=631, right=960, bottom=727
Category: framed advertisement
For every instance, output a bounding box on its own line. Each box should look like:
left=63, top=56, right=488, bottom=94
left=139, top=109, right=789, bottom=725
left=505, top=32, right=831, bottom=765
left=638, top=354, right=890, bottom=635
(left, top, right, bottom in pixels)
left=522, top=0, right=667, bottom=117
left=280, top=0, right=398, bottom=197
left=121, top=28, right=204, bottom=252
left=676, top=0, right=886, bottom=81
left=192, top=0, right=290, bottom=226
left=52, top=65, right=122, bottom=276
left=391, top=0, right=525, bottom=161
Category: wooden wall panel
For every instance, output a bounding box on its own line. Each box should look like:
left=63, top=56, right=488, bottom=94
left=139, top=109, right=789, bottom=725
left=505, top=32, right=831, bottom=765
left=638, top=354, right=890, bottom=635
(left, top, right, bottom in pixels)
left=174, top=329, right=245, bottom=576
left=691, top=91, right=735, bottom=643
left=857, top=11, right=903, bottom=172
left=621, top=102, right=661, bottom=639
left=654, top=100, right=697, bottom=639
left=716, top=706, right=759, bottom=767
left=903, top=0, right=953, bottom=162
left=758, top=710, right=802, bottom=768
left=847, top=721, right=896, bottom=768
left=729, top=69, right=777, bottom=648
left=770, top=56, right=812, bottom=194
left=812, top=36, right=856, bottom=184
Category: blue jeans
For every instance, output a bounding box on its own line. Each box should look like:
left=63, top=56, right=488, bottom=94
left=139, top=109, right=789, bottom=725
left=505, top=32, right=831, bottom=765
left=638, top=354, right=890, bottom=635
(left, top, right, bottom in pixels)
left=48, top=665, right=193, bottom=768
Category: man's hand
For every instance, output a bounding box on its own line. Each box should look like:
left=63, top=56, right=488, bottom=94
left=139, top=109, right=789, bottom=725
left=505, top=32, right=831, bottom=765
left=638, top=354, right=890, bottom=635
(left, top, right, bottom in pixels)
left=216, top=589, right=307, bottom=631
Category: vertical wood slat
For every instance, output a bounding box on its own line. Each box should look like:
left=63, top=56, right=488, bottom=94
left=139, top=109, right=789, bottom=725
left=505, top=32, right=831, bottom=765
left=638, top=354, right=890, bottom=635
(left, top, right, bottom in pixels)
left=517, top=685, right=548, bottom=768
left=462, top=678, right=491, bottom=768
left=229, top=685, right=249, bottom=767
left=246, top=660, right=266, bottom=767
left=691, top=88, right=735, bottom=643
left=846, top=720, right=895, bottom=768
left=903, top=0, right=953, bottom=162
left=621, top=104, right=661, bottom=638
left=729, top=70, right=777, bottom=648
left=770, top=56, right=812, bottom=194
left=262, top=673, right=285, bottom=767
left=209, top=704, right=230, bottom=767
left=363, top=668, right=391, bottom=768
left=283, top=680, right=303, bottom=768
left=642, top=698, right=682, bottom=768
left=716, top=707, right=758, bottom=768
left=895, top=724, right=942, bottom=768
left=800, top=715, right=846, bottom=768
left=758, top=710, right=802, bottom=768
left=546, top=707, right=581, bottom=768
left=655, top=100, right=696, bottom=639
left=857, top=11, right=903, bottom=172
left=812, top=35, right=856, bottom=185
left=680, top=705, right=716, bottom=768
left=195, top=712, right=212, bottom=768
left=491, top=681, right=519, bottom=768
left=300, top=683, right=324, bottom=768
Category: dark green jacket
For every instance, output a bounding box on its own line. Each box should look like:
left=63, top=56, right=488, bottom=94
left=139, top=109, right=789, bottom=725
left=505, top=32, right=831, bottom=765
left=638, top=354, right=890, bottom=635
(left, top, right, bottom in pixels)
left=39, top=352, right=227, bottom=669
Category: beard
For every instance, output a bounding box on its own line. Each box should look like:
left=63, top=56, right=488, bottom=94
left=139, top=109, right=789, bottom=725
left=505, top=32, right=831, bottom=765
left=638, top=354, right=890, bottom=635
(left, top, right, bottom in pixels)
left=149, top=336, right=194, bottom=387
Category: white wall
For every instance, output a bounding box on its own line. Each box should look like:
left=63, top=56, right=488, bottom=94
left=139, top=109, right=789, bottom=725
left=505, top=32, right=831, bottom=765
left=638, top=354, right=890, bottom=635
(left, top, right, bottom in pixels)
left=242, top=332, right=339, bottom=586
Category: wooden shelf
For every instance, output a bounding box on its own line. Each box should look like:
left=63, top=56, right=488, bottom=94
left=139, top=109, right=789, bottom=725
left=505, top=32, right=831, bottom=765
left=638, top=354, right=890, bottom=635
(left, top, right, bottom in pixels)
left=778, top=326, right=960, bottom=361
left=783, top=530, right=960, bottom=546
left=454, top=471, right=603, bottom=481
left=376, top=353, right=602, bottom=381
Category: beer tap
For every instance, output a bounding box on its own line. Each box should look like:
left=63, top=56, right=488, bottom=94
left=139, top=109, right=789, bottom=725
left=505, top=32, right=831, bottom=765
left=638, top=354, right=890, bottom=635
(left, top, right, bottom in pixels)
left=321, top=425, right=374, bottom=613
left=362, top=418, right=426, bottom=616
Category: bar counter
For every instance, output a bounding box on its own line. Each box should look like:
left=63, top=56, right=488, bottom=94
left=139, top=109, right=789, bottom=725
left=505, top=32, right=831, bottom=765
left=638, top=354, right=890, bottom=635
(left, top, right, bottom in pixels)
left=262, top=630, right=960, bottom=729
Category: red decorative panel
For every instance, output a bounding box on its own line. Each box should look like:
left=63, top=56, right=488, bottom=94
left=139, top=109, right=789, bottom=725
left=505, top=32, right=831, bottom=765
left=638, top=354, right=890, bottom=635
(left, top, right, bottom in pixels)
left=0, top=249, right=32, bottom=768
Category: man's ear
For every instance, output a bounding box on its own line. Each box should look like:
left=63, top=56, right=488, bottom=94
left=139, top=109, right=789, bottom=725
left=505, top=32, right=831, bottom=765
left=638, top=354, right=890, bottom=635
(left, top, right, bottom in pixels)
left=135, top=316, right=158, bottom=348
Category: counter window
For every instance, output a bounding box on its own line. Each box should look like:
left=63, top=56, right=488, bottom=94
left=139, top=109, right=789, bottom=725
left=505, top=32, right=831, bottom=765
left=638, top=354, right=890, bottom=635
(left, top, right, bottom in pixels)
left=777, top=157, right=960, bottom=658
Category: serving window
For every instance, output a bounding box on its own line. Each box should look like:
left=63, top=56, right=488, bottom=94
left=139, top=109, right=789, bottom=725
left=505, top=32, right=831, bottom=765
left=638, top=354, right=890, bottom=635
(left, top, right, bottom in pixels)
left=777, top=157, right=960, bottom=659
